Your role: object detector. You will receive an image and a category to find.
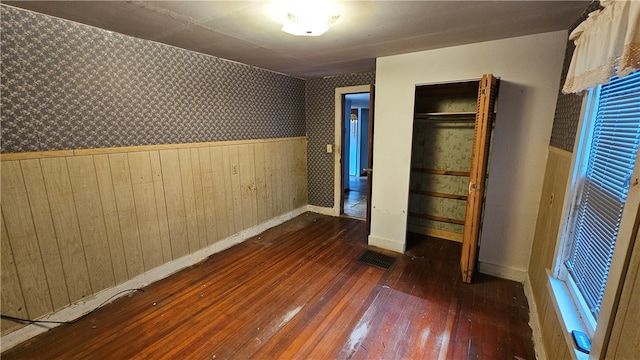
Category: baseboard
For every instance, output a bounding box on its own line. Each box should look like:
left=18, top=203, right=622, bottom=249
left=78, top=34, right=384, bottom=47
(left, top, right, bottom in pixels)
left=406, top=224, right=462, bottom=242
left=0, top=206, right=307, bottom=351
left=524, top=274, right=548, bottom=360
left=477, top=261, right=527, bottom=282
left=368, top=235, right=405, bottom=254
left=307, top=204, right=338, bottom=216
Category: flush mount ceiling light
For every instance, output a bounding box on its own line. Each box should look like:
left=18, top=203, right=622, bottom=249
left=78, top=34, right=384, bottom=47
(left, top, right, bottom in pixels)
left=274, top=0, right=340, bottom=36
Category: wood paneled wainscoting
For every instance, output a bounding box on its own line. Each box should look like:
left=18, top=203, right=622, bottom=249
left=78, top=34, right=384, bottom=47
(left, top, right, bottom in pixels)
left=0, top=137, right=308, bottom=343
left=526, top=146, right=574, bottom=359
left=527, top=146, right=640, bottom=359
left=2, top=213, right=535, bottom=359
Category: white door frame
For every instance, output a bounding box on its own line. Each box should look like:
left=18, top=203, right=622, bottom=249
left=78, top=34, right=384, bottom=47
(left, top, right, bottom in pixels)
left=333, top=85, right=371, bottom=216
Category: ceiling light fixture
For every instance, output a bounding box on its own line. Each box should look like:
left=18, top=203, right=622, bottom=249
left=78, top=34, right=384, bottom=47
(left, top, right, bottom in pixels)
left=276, top=0, right=340, bottom=36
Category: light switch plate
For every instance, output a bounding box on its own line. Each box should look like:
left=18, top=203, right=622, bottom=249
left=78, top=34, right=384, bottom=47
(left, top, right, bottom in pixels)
left=326, top=144, right=333, bottom=153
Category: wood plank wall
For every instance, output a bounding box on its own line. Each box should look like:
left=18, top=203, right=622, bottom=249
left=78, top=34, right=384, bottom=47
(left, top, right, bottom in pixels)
left=530, top=147, right=640, bottom=359
left=0, top=137, right=308, bottom=335
left=606, top=227, right=640, bottom=359
left=527, top=146, right=573, bottom=359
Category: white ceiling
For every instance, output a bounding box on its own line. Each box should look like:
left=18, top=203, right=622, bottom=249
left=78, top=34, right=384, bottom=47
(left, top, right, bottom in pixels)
left=4, top=1, right=590, bottom=79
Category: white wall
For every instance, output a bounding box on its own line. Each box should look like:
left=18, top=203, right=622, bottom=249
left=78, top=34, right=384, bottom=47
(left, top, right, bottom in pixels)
left=369, top=31, right=567, bottom=278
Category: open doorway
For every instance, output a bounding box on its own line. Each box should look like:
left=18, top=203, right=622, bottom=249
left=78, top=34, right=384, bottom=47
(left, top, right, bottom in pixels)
left=342, top=92, right=370, bottom=219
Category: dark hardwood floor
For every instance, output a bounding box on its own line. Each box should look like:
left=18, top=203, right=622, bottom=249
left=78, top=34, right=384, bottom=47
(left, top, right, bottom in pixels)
left=2, top=213, right=535, bottom=360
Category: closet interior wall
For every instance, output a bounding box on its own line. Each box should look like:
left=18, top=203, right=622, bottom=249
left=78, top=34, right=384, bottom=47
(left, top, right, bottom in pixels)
left=407, top=81, right=482, bottom=242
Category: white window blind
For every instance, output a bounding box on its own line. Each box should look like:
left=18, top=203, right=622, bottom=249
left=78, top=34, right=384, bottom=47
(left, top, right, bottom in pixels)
left=565, top=70, right=640, bottom=320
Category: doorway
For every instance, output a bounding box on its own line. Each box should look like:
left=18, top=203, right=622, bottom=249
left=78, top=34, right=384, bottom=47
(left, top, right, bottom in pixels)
left=340, top=91, right=370, bottom=220
left=342, top=93, right=370, bottom=218
left=332, top=85, right=373, bottom=222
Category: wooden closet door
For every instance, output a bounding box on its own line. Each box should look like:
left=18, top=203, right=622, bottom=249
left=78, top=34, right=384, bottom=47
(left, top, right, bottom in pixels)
left=460, top=74, right=498, bottom=283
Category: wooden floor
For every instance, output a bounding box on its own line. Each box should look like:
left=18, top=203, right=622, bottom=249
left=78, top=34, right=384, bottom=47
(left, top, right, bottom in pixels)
left=2, top=213, right=535, bottom=360
left=344, top=175, right=366, bottom=219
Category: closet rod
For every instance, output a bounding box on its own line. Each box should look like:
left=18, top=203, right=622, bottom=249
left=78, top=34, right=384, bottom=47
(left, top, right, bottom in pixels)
left=414, top=112, right=476, bottom=122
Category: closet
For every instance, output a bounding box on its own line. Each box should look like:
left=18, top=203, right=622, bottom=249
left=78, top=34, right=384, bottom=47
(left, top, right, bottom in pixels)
left=408, top=74, right=498, bottom=283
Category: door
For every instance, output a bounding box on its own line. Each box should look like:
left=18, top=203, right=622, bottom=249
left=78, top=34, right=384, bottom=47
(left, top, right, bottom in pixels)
left=365, top=84, right=375, bottom=234
left=460, top=74, right=498, bottom=283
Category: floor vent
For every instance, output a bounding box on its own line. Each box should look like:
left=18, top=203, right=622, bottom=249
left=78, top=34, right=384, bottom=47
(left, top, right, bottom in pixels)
left=358, top=250, right=396, bottom=270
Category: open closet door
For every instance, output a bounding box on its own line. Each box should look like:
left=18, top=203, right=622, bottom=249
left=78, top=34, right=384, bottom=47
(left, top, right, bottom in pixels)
left=460, top=74, right=498, bottom=283
left=365, top=84, right=375, bottom=235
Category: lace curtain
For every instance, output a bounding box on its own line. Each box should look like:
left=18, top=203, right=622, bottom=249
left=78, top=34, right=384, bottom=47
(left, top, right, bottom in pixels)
left=563, top=0, right=640, bottom=94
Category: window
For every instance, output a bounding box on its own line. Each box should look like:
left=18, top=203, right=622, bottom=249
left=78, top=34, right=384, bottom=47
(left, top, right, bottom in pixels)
left=558, top=70, right=640, bottom=335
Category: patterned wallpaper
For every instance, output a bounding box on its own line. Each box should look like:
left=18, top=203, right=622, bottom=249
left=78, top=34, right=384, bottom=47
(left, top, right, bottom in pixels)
left=0, top=5, right=305, bottom=153
left=408, top=121, right=475, bottom=234
left=549, top=1, right=601, bottom=151
left=305, top=72, right=376, bottom=208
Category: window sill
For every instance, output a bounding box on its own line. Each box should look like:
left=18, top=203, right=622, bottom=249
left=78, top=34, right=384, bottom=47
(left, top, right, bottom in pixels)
left=546, top=272, right=590, bottom=360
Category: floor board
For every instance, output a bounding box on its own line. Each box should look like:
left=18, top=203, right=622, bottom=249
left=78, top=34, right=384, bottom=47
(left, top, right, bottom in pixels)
left=2, top=213, right=535, bottom=360
left=344, top=175, right=366, bottom=219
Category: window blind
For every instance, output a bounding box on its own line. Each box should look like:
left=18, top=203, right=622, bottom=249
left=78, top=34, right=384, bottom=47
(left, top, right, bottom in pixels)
left=565, top=71, right=640, bottom=320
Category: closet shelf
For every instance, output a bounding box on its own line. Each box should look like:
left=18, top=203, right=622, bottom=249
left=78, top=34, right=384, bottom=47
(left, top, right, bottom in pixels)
left=410, top=189, right=467, bottom=201
left=408, top=212, right=465, bottom=225
left=411, top=167, right=470, bottom=177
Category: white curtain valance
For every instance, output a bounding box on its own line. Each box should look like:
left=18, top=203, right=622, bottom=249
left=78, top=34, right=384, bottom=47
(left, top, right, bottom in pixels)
left=562, top=0, right=640, bottom=94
